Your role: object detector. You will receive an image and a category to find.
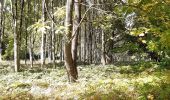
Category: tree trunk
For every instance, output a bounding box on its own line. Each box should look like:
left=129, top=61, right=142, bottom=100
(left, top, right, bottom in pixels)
left=25, top=19, right=28, bottom=65
left=65, top=0, right=78, bottom=82
left=101, top=30, right=106, bottom=65
left=0, top=0, right=4, bottom=62
left=83, top=3, right=87, bottom=64
left=27, top=0, right=34, bottom=67
left=51, top=0, right=56, bottom=67
left=13, top=0, right=20, bottom=72
left=41, top=0, right=46, bottom=67
left=29, top=33, right=34, bottom=67
left=19, top=0, right=24, bottom=46
left=72, top=0, right=81, bottom=66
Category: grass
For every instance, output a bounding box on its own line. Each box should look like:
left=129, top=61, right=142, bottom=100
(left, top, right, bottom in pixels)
left=0, top=62, right=170, bottom=100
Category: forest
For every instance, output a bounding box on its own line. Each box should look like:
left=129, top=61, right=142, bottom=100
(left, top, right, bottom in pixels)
left=0, top=0, right=170, bottom=99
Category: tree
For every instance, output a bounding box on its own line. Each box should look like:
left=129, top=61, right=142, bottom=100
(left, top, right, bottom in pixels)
left=0, top=0, right=4, bottom=62
left=51, top=0, right=56, bottom=67
left=41, top=0, right=46, bottom=67
left=28, top=0, right=33, bottom=67
left=65, top=0, right=78, bottom=82
left=72, top=0, right=81, bottom=67
left=19, top=0, right=24, bottom=64
left=101, top=30, right=106, bottom=65
left=13, top=0, right=20, bottom=72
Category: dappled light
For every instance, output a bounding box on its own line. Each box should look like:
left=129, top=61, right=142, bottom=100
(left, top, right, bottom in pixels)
left=0, top=63, right=170, bottom=99
left=0, top=0, right=170, bottom=99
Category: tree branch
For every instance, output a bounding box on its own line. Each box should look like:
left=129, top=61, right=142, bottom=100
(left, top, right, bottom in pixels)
left=44, top=0, right=57, bottom=25
left=68, top=4, right=93, bottom=43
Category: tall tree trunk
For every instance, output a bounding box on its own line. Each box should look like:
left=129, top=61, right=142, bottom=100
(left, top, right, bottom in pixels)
left=29, top=33, right=34, bottom=67
left=19, top=0, right=24, bottom=46
left=51, top=0, right=56, bottom=67
left=65, top=0, right=78, bottom=82
left=25, top=20, right=28, bottom=64
left=101, top=30, right=106, bottom=65
left=13, top=0, right=20, bottom=72
left=48, top=32, right=52, bottom=63
left=72, top=0, right=81, bottom=66
left=24, top=0, right=29, bottom=65
left=83, top=3, right=87, bottom=64
left=60, top=37, right=63, bottom=62
left=27, top=0, right=34, bottom=67
left=88, top=19, right=93, bottom=64
left=0, top=0, right=4, bottom=62
left=41, top=0, right=46, bottom=67
left=19, top=0, right=24, bottom=63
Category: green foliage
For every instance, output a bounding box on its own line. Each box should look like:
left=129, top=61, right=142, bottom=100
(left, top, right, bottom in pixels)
left=130, top=27, right=149, bottom=36
left=27, top=20, right=51, bottom=34
left=112, top=42, right=139, bottom=53
left=159, top=58, right=170, bottom=68
left=128, top=0, right=141, bottom=4
left=93, top=13, right=113, bottom=31
left=147, top=40, right=158, bottom=52
left=3, top=36, right=14, bottom=60
left=1, top=0, right=170, bottom=99
left=160, top=30, right=170, bottom=50
left=120, top=0, right=170, bottom=63
left=10, top=82, right=31, bottom=88
left=0, top=64, right=170, bottom=99
left=55, top=25, right=66, bottom=35
left=54, top=6, right=66, bottom=20
left=137, top=81, right=170, bottom=100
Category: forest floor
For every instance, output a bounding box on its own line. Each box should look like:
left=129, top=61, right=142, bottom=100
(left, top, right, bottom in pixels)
left=0, top=61, right=170, bottom=100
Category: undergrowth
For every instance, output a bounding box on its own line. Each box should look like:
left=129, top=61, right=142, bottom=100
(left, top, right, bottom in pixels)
left=0, top=62, right=170, bottom=100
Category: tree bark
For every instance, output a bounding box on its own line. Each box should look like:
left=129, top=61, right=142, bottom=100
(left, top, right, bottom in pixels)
left=27, top=0, right=34, bottom=67
left=51, top=0, right=56, bottom=67
left=13, top=0, right=20, bottom=72
left=101, top=30, right=106, bottom=65
left=19, top=0, right=24, bottom=45
left=0, top=0, right=4, bottom=62
left=41, top=0, right=46, bottom=67
left=65, top=0, right=78, bottom=82
left=25, top=19, right=28, bottom=65
left=72, top=0, right=81, bottom=66
left=29, top=32, right=34, bottom=67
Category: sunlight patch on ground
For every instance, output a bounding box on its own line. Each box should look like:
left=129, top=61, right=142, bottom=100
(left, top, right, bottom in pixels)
left=0, top=64, right=170, bottom=99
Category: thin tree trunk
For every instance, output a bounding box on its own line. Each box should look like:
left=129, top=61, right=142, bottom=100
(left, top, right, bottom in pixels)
left=60, top=37, right=63, bottom=62
left=41, top=0, right=46, bottom=67
left=83, top=3, right=87, bottom=64
left=101, top=30, right=106, bottom=65
left=88, top=21, right=93, bottom=64
left=19, top=0, right=24, bottom=46
left=25, top=19, right=28, bottom=65
left=72, top=0, right=81, bottom=66
left=27, top=0, right=34, bottom=67
left=25, top=20, right=28, bottom=64
left=48, top=32, right=52, bottom=63
left=29, top=33, right=34, bottom=67
left=13, top=0, right=20, bottom=72
left=0, top=0, right=4, bottom=62
left=51, top=0, right=56, bottom=67
left=65, top=0, right=78, bottom=82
